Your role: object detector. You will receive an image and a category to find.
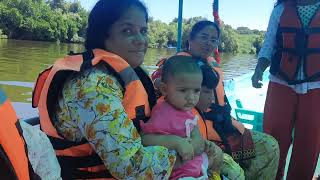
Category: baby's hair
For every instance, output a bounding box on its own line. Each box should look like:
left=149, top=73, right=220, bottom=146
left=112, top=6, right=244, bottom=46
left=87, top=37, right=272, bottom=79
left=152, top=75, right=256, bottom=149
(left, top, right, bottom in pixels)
left=161, top=55, right=202, bottom=83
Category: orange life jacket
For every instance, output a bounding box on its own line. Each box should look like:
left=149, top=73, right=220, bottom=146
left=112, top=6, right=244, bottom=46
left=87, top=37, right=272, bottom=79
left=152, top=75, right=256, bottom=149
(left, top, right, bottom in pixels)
left=0, top=90, right=30, bottom=180
left=270, top=1, right=320, bottom=84
left=32, top=49, right=156, bottom=179
left=191, top=108, right=208, bottom=139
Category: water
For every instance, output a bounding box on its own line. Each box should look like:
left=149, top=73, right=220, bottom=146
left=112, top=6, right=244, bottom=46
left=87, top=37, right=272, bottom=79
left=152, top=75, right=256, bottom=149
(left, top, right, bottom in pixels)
left=0, top=39, right=257, bottom=104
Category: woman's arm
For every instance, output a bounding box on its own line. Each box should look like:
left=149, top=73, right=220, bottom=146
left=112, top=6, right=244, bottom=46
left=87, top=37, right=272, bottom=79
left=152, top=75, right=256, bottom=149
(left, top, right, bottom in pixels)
left=252, top=4, right=283, bottom=88
left=141, top=133, right=194, bottom=162
left=258, top=3, right=283, bottom=61
left=61, top=67, right=176, bottom=179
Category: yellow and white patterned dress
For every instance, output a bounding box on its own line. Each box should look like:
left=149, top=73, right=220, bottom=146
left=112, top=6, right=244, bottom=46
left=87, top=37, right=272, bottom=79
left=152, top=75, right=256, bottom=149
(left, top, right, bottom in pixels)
left=55, top=65, right=176, bottom=179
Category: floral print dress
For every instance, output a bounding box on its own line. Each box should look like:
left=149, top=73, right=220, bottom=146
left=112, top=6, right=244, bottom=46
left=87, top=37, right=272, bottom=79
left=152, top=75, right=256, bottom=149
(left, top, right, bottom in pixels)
left=55, top=65, right=176, bottom=179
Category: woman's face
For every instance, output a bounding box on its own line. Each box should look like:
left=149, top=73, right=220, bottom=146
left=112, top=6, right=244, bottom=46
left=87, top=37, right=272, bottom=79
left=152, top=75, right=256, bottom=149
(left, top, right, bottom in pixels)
left=189, top=25, right=219, bottom=59
left=104, top=6, right=148, bottom=68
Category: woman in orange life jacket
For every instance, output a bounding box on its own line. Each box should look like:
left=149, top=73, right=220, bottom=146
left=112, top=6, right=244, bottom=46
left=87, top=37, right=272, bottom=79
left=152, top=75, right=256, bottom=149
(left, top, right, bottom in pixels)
left=31, top=0, right=206, bottom=179
left=0, top=89, right=61, bottom=180
left=152, top=20, right=280, bottom=180
left=0, top=89, right=31, bottom=180
left=252, top=0, right=320, bottom=179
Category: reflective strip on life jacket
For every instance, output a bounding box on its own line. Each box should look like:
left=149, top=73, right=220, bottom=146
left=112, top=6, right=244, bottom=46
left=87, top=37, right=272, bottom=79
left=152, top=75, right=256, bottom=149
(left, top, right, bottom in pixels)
left=192, top=108, right=208, bottom=140
left=271, top=2, right=320, bottom=84
left=32, top=49, right=154, bottom=179
left=0, top=90, right=30, bottom=180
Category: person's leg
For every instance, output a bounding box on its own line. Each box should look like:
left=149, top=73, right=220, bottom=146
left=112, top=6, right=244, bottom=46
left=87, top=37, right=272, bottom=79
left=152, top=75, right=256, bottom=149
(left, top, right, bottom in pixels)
left=263, top=82, right=297, bottom=179
left=286, top=88, right=320, bottom=180
left=220, top=153, right=245, bottom=180
left=243, top=131, right=279, bottom=180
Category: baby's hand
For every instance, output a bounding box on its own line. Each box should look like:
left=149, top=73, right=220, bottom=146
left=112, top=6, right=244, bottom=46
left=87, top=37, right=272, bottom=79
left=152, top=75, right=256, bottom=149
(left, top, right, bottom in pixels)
left=175, top=138, right=194, bottom=162
left=205, top=140, right=223, bottom=172
left=190, top=127, right=205, bottom=156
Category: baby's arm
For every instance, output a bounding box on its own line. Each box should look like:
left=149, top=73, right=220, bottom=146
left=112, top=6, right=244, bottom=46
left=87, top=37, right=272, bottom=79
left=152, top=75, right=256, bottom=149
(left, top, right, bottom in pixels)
left=189, top=126, right=206, bottom=156
left=141, top=134, right=194, bottom=162
left=190, top=127, right=223, bottom=173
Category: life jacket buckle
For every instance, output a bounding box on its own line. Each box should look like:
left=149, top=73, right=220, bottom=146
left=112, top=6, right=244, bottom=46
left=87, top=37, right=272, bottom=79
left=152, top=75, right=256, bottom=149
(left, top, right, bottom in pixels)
left=135, top=105, right=146, bottom=121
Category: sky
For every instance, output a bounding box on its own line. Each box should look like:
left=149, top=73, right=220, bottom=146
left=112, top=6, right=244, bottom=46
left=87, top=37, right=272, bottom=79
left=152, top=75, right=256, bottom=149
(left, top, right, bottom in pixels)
left=79, top=0, right=276, bottom=31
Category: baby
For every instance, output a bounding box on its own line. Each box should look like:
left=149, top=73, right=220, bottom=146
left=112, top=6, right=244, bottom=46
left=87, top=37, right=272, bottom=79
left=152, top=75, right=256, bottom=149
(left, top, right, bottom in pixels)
left=141, top=56, right=222, bottom=179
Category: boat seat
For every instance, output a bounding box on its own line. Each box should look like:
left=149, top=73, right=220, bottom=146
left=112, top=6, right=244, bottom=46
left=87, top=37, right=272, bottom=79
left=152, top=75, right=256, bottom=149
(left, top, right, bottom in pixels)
left=23, top=117, right=40, bottom=126
left=234, top=99, right=263, bottom=131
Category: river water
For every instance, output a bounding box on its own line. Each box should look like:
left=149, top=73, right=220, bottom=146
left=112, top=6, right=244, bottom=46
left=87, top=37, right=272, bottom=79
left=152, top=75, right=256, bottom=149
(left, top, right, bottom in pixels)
left=0, top=39, right=256, bottom=103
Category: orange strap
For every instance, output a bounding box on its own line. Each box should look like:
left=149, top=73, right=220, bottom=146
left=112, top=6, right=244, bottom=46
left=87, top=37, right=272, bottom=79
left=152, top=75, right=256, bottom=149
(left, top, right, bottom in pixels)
left=0, top=91, right=30, bottom=180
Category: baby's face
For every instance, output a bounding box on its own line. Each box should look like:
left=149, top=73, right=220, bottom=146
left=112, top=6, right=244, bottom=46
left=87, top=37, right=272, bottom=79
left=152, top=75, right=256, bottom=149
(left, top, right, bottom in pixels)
left=164, top=73, right=202, bottom=111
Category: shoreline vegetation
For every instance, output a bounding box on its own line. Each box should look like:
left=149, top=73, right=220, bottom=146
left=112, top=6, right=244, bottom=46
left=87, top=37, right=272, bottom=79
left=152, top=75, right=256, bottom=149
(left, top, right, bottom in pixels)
left=0, top=0, right=265, bottom=54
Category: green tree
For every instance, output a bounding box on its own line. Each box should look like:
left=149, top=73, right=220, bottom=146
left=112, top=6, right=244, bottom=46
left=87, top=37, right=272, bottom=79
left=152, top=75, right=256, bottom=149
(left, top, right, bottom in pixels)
left=148, top=20, right=169, bottom=48
left=0, top=4, right=24, bottom=38
left=219, top=25, right=239, bottom=53
left=0, top=0, right=88, bottom=42
left=167, top=23, right=178, bottom=47
left=253, top=33, right=265, bottom=54
left=49, top=0, right=66, bottom=11
left=0, top=1, right=262, bottom=55
left=236, top=26, right=252, bottom=34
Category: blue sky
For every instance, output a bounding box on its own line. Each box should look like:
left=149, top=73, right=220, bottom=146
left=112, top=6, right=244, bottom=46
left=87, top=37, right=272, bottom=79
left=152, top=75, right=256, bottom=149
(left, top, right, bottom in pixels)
left=79, top=0, right=276, bottom=30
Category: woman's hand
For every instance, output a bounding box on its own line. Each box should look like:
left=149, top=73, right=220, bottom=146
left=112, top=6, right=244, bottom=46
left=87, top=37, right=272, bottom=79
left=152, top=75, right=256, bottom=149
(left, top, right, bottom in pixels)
left=251, top=57, right=270, bottom=88
left=190, top=127, right=205, bottom=156
left=205, top=140, right=223, bottom=172
left=175, top=138, right=194, bottom=162
left=251, top=70, right=264, bottom=88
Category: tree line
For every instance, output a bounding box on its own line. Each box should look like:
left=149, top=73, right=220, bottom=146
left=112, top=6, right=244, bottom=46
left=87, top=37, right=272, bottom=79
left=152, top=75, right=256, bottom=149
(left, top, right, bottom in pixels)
left=0, top=0, right=265, bottom=54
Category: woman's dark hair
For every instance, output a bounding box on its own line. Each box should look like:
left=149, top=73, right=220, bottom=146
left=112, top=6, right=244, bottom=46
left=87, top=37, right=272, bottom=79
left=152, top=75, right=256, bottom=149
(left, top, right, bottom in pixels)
left=185, top=20, right=221, bottom=49
left=85, top=0, right=148, bottom=50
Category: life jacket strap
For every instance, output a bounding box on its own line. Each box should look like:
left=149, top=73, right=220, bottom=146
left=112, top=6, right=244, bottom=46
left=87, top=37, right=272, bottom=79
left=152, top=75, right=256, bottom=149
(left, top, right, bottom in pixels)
left=48, top=136, right=87, bottom=150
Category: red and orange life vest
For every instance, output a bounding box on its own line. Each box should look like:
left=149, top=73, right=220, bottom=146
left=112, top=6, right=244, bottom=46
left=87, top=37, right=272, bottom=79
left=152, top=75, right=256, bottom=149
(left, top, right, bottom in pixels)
left=270, top=1, right=320, bottom=84
left=0, top=90, right=30, bottom=180
left=32, top=49, right=156, bottom=179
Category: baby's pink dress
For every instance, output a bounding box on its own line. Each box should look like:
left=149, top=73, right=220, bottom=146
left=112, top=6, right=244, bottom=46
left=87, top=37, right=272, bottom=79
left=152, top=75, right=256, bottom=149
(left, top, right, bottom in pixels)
left=141, top=101, right=208, bottom=180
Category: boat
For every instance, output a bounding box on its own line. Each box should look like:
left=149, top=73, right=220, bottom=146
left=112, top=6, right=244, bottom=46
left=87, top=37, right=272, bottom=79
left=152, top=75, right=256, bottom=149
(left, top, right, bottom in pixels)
left=1, top=0, right=319, bottom=178
left=11, top=68, right=319, bottom=179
